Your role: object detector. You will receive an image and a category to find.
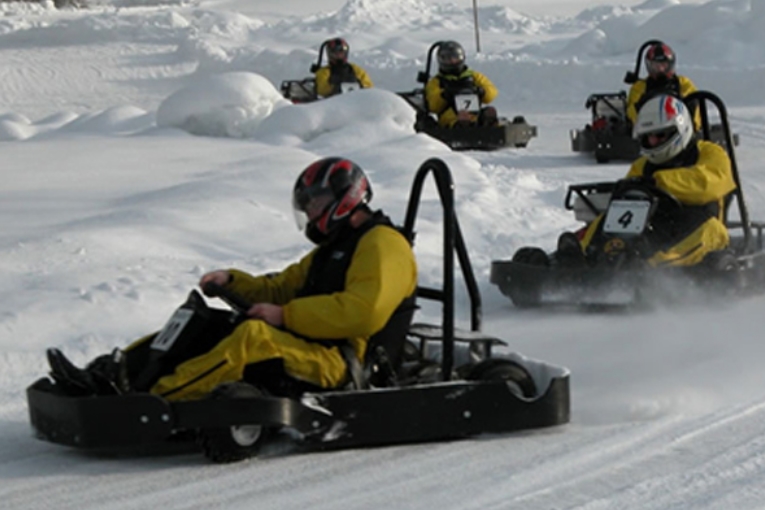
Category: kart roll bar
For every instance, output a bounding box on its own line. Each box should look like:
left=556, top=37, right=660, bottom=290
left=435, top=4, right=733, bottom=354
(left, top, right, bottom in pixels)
left=624, top=39, right=663, bottom=84
left=403, top=158, right=482, bottom=381
left=686, top=90, right=759, bottom=251
left=415, top=41, right=445, bottom=116
left=309, top=40, right=329, bottom=74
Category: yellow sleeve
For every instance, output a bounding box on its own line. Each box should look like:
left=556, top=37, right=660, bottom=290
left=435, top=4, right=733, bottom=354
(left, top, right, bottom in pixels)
left=314, top=67, right=334, bottom=98
left=653, top=141, right=736, bottom=205
left=678, top=76, right=701, bottom=130
left=472, top=71, right=498, bottom=105
left=351, top=64, right=373, bottom=88
left=225, top=251, right=314, bottom=306
left=625, top=158, right=648, bottom=178
left=282, top=226, right=417, bottom=340
left=626, top=81, right=647, bottom=125
left=424, top=77, right=457, bottom=127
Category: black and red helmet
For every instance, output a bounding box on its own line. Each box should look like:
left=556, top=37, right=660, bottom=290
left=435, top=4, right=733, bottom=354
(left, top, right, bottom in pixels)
left=437, top=41, right=466, bottom=75
left=292, top=157, right=372, bottom=244
left=645, top=42, right=676, bottom=80
left=326, top=38, right=350, bottom=65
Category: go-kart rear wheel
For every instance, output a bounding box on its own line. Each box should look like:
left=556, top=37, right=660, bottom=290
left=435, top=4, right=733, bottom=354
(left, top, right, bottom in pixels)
left=198, top=382, right=269, bottom=463
left=466, top=358, right=537, bottom=398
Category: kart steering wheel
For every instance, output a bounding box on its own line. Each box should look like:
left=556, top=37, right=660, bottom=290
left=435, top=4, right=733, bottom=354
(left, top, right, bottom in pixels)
left=612, top=178, right=683, bottom=214
left=202, top=282, right=253, bottom=315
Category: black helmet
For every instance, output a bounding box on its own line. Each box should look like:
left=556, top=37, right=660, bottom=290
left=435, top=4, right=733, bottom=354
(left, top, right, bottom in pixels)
left=326, top=38, right=350, bottom=65
left=437, top=41, right=466, bottom=75
left=292, top=157, right=372, bottom=244
left=645, top=42, right=676, bottom=80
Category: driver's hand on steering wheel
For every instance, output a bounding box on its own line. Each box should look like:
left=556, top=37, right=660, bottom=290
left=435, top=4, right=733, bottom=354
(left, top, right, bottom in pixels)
left=199, top=270, right=232, bottom=294
left=456, top=110, right=472, bottom=122
left=247, top=303, right=284, bottom=327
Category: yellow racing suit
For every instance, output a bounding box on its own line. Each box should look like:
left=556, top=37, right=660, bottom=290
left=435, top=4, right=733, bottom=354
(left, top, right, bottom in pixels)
left=627, top=75, right=701, bottom=130
left=140, top=215, right=416, bottom=401
left=315, top=63, right=373, bottom=98
left=580, top=140, right=736, bottom=267
left=424, top=69, right=498, bottom=127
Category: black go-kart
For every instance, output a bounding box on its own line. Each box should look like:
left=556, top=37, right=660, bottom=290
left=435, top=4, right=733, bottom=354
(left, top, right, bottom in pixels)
left=570, top=40, right=739, bottom=164
left=397, top=42, right=537, bottom=151
left=27, top=158, right=570, bottom=463
left=279, top=40, right=365, bottom=104
left=492, top=91, right=765, bottom=308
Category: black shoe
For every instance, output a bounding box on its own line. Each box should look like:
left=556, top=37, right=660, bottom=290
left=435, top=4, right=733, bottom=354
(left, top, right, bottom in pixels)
left=47, top=347, right=129, bottom=396
left=86, top=348, right=131, bottom=394
left=479, top=107, right=499, bottom=127
left=554, top=232, right=587, bottom=268
left=47, top=348, right=100, bottom=395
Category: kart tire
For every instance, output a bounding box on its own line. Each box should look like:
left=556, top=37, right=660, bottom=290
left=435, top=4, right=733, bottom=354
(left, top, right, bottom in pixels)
left=595, top=152, right=609, bottom=164
left=466, top=358, right=537, bottom=398
left=198, top=382, right=268, bottom=463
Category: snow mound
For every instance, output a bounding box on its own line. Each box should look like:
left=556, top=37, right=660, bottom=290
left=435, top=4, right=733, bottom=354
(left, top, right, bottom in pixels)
left=156, top=72, right=289, bottom=137
left=253, top=88, right=416, bottom=149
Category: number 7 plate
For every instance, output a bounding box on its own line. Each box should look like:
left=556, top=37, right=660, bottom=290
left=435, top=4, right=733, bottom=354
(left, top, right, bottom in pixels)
left=603, top=200, right=651, bottom=235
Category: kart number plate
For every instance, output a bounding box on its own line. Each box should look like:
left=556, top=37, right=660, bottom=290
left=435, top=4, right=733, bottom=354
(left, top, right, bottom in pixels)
left=340, top=82, right=360, bottom=93
left=603, top=200, right=651, bottom=235
left=454, top=93, right=480, bottom=113
left=151, top=308, right=194, bottom=352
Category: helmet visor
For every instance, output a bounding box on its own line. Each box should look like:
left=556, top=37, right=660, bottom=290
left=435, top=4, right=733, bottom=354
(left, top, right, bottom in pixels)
left=646, top=60, right=672, bottom=78
left=292, top=189, right=335, bottom=231
left=639, top=126, right=678, bottom=150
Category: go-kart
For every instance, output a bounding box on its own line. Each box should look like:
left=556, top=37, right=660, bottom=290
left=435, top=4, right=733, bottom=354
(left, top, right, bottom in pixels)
left=570, top=40, right=739, bottom=164
left=280, top=40, right=364, bottom=104
left=493, top=91, right=765, bottom=308
left=397, top=42, right=537, bottom=151
left=27, top=158, right=570, bottom=463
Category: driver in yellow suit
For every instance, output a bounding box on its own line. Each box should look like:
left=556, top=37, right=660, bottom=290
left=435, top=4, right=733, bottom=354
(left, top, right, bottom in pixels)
left=626, top=41, right=701, bottom=131
left=47, top=158, right=417, bottom=402
left=424, top=41, right=498, bottom=128
left=577, top=95, right=735, bottom=267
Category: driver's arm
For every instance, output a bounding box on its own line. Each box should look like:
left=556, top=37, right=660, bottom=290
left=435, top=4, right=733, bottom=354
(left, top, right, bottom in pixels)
left=472, top=72, right=498, bottom=104
left=351, top=64, right=373, bottom=88
left=626, top=81, right=647, bottom=125
left=424, top=77, right=458, bottom=127
left=652, top=141, right=736, bottom=205
left=225, top=251, right=315, bottom=306
left=314, top=67, right=334, bottom=98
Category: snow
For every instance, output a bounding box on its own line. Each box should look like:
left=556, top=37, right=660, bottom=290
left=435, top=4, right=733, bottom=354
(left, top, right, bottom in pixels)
left=1, top=0, right=764, bottom=508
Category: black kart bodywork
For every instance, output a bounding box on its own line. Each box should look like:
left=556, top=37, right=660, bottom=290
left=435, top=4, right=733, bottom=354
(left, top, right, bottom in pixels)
left=570, top=40, right=739, bottom=164
left=493, top=92, right=765, bottom=308
left=27, top=159, right=570, bottom=460
left=397, top=42, right=537, bottom=151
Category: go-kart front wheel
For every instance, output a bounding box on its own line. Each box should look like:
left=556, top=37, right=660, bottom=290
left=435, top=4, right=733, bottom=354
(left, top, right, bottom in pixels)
left=198, top=382, right=269, bottom=463
left=466, top=358, right=537, bottom=398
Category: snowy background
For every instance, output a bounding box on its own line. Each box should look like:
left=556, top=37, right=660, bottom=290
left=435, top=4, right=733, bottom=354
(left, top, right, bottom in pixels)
left=2, top=0, right=765, bottom=508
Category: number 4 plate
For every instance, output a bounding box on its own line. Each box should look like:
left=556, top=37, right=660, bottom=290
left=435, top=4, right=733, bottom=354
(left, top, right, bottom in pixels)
left=603, top=200, right=651, bottom=235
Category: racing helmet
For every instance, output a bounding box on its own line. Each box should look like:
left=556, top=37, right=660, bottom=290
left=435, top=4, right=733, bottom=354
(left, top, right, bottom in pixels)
left=326, top=38, right=350, bottom=65
left=292, top=157, right=373, bottom=244
left=634, top=95, right=694, bottom=165
left=645, top=42, right=676, bottom=80
left=437, top=41, right=466, bottom=75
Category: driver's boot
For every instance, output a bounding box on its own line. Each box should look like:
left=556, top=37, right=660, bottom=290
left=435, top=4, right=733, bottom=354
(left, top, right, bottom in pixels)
left=47, top=347, right=130, bottom=395
left=554, top=232, right=587, bottom=268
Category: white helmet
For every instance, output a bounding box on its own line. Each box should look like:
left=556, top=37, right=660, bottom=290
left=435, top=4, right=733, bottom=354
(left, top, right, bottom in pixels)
left=634, top=95, right=694, bottom=164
